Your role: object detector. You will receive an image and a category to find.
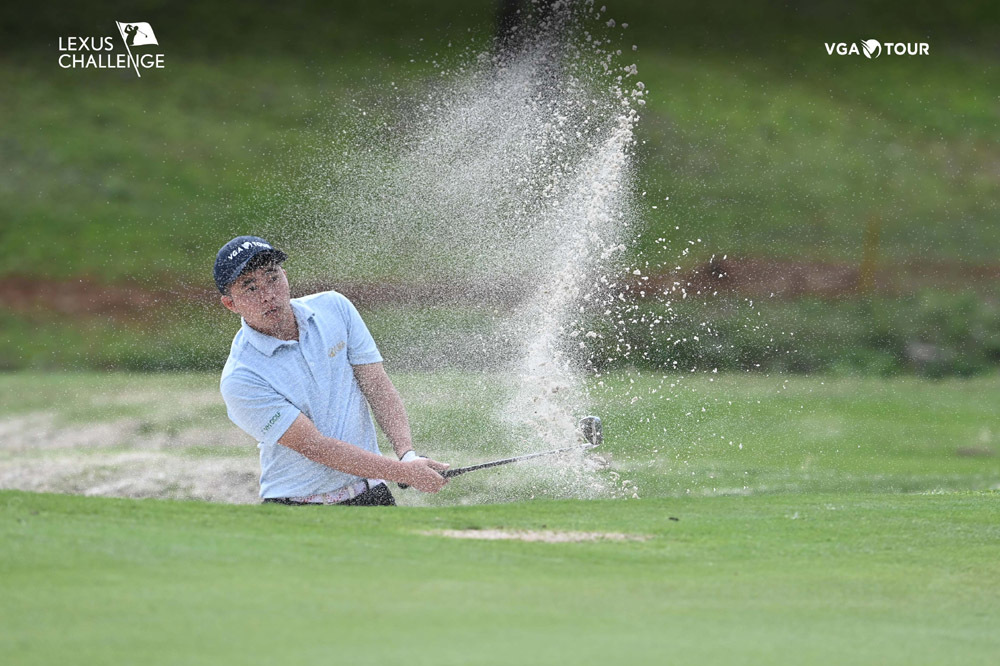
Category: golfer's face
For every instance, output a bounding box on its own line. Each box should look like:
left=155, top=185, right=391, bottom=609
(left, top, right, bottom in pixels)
left=228, top=265, right=291, bottom=326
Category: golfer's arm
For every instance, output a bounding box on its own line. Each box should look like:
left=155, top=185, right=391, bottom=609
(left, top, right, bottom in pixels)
left=353, top=362, right=414, bottom=459
left=278, top=413, right=407, bottom=482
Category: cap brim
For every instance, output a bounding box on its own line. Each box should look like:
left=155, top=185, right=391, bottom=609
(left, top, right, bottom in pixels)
left=222, top=249, right=288, bottom=292
left=244, top=249, right=288, bottom=270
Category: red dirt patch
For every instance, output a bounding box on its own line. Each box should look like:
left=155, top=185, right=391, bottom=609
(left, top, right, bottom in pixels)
left=0, top=275, right=207, bottom=319
left=0, top=275, right=525, bottom=318
left=3, top=259, right=998, bottom=319
left=661, top=258, right=1000, bottom=300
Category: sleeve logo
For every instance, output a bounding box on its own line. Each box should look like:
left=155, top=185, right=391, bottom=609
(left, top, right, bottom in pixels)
left=262, top=411, right=282, bottom=433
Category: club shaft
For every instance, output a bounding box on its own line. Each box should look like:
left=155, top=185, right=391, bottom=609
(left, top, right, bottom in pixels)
left=442, top=443, right=594, bottom=478
left=398, top=416, right=601, bottom=489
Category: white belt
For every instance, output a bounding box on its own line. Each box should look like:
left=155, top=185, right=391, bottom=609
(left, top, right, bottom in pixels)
left=287, top=479, right=385, bottom=505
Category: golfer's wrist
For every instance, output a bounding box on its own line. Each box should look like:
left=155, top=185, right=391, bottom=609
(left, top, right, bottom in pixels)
left=400, top=450, right=420, bottom=462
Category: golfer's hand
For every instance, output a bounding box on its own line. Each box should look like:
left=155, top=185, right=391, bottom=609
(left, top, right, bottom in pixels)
left=401, top=458, right=450, bottom=493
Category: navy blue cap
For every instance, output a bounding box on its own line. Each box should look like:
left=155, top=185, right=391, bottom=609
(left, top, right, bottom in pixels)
left=214, top=236, right=288, bottom=293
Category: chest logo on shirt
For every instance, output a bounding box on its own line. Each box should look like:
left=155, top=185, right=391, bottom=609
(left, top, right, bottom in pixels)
left=328, top=341, right=346, bottom=358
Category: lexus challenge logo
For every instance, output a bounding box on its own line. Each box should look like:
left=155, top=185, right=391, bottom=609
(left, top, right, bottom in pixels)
left=825, top=39, right=929, bottom=58
left=58, top=22, right=164, bottom=77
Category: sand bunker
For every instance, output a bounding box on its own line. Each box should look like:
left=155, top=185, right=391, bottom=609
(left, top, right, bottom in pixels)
left=423, top=529, right=650, bottom=543
left=0, top=451, right=260, bottom=504
left=0, top=410, right=260, bottom=503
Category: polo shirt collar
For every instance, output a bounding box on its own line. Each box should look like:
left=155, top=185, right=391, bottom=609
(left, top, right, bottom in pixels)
left=240, top=300, right=317, bottom=357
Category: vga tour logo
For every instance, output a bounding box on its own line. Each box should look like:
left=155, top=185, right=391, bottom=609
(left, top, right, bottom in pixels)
left=226, top=240, right=274, bottom=261
left=58, top=22, right=164, bottom=77
left=825, top=39, right=929, bottom=58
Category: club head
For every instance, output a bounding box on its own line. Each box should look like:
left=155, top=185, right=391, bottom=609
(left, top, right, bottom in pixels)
left=579, top=415, right=602, bottom=448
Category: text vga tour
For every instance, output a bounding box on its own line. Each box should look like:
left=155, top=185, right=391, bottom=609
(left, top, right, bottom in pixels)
left=825, top=40, right=929, bottom=56
left=58, top=37, right=164, bottom=69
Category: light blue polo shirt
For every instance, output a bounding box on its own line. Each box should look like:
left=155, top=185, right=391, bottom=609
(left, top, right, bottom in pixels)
left=220, top=290, right=384, bottom=499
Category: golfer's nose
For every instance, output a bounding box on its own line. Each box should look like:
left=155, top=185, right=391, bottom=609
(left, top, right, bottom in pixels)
left=258, top=283, right=276, bottom=302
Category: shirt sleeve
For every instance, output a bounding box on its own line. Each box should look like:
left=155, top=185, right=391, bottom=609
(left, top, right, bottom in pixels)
left=341, top=295, right=383, bottom=366
left=220, top=370, right=301, bottom=445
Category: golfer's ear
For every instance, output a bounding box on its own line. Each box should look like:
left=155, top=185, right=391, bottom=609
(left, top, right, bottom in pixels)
left=221, top=295, right=237, bottom=313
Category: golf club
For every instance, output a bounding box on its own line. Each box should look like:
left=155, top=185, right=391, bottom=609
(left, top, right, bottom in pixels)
left=399, top=416, right=602, bottom=488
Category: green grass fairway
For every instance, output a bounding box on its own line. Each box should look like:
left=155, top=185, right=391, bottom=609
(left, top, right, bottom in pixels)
left=2, top=490, right=998, bottom=665
left=1, top=372, right=999, bottom=663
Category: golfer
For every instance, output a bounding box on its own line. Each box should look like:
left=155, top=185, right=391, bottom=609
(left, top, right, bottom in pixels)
left=215, top=236, right=449, bottom=506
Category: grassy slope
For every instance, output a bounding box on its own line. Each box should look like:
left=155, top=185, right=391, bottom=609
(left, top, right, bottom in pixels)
left=2, top=491, right=998, bottom=666
left=1, top=1, right=998, bottom=285
left=0, top=2, right=495, bottom=283
left=3, top=1, right=998, bottom=374
left=635, top=50, right=1000, bottom=263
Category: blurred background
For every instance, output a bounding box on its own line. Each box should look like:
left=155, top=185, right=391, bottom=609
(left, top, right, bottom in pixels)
left=0, top=1, right=998, bottom=503
left=1, top=0, right=997, bottom=376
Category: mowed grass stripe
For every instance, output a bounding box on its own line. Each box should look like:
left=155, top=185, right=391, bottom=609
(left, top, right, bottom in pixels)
left=2, top=491, right=998, bottom=665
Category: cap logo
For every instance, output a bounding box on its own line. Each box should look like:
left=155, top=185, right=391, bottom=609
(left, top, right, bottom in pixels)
left=226, top=240, right=271, bottom=261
